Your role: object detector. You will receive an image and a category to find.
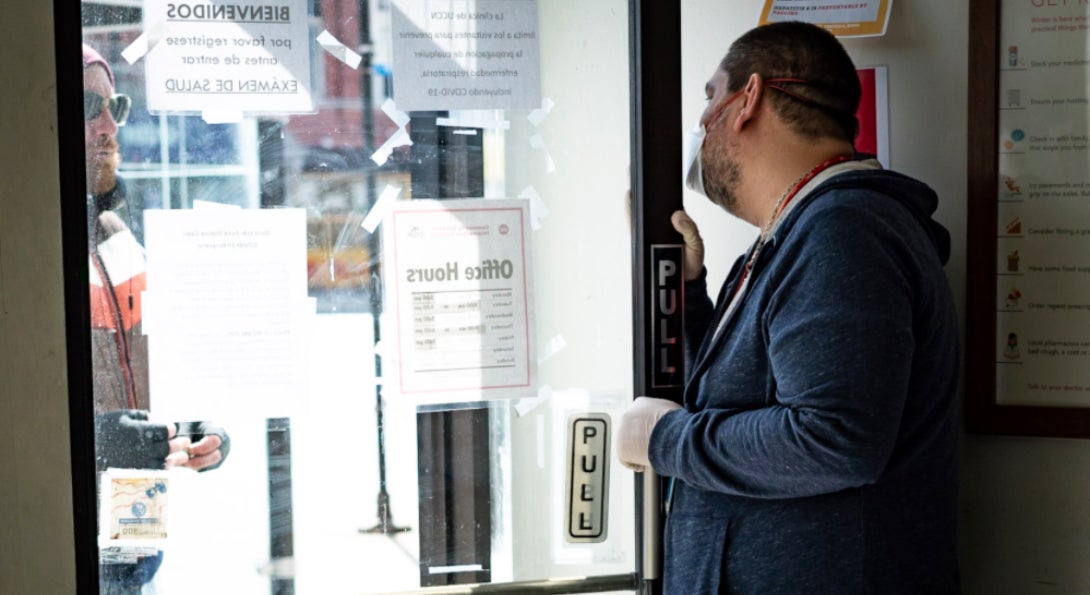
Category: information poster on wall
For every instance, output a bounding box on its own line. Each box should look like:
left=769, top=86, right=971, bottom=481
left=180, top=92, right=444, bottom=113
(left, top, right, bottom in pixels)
left=994, top=0, right=1090, bottom=407
left=142, top=208, right=313, bottom=419
left=383, top=199, right=535, bottom=400
left=390, top=0, right=541, bottom=110
left=142, top=0, right=314, bottom=117
left=759, top=0, right=893, bottom=37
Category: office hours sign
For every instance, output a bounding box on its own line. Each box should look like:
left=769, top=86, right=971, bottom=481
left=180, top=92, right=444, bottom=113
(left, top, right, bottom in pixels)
left=383, top=199, right=536, bottom=400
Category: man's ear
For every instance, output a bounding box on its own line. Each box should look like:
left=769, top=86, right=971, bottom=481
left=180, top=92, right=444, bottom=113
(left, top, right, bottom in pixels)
left=732, top=73, right=764, bottom=132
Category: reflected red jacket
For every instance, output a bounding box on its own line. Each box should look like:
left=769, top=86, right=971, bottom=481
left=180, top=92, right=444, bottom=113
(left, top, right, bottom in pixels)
left=89, top=186, right=149, bottom=413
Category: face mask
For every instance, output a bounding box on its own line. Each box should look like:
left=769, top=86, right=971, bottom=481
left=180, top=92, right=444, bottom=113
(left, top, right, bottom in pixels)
left=683, top=86, right=742, bottom=197
left=683, top=80, right=800, bottom=197
left=683, top=123, right=707, bottom=196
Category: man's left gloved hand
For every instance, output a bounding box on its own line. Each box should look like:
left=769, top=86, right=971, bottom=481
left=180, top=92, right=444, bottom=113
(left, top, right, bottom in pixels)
left=95, top=410, right=171, bottom=471
left=174, top=421, right=231, bottom=472
left=617, top=397, right=682, bottom=472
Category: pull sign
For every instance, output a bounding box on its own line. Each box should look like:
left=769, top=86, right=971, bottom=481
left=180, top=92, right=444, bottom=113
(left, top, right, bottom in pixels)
left=651, top=244, right=684, bottom=388
left=565, top=414, right=610, bottom=543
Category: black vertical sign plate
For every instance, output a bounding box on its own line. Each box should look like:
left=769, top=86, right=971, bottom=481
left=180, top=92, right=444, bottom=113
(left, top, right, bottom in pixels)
left=650, top=245, right=684, bottom=389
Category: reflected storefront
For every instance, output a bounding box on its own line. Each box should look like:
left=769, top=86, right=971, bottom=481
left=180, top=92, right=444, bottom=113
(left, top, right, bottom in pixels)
left=66, top=1, right=681, bottom=593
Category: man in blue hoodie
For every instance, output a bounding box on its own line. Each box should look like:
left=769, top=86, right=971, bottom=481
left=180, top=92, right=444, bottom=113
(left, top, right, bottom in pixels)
left=618, top=22, right=960, bottom=593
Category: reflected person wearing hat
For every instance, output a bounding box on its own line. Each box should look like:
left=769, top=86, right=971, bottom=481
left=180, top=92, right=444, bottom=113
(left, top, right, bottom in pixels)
left=83, top=42, right=231, bottom=593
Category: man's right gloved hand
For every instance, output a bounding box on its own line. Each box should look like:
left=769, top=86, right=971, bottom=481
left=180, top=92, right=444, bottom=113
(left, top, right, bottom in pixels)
left=95, top=410, right=170, bottom=471
left=671, top=210, right=706, bottom=281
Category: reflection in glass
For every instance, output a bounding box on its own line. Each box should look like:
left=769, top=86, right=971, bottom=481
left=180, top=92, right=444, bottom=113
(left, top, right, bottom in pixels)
left=80, top=0, right=634, bottom=592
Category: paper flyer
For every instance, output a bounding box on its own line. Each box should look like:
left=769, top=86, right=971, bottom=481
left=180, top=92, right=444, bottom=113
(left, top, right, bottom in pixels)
left=142, top=208, right=312, bottom=419
left=383, top=198, right=536, bottom=400
left=759, top=0, right=893, bottom=38
left=390, top=0, right=542, bottom=110
left=142, top=0, right=314, bottom=115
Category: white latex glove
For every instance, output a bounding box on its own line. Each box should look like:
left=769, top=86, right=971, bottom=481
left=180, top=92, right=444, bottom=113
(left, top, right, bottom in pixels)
left=671, top=210, right=704, bottom=281
left=617, top=396, right=683, bottom=472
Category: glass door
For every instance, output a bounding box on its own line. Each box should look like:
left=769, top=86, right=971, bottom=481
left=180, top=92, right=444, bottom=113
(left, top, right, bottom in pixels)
left=67, top=0, right=681, bottom=593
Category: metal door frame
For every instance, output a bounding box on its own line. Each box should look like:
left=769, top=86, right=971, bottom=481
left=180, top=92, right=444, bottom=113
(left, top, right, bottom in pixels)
left=56, top=0, right=682, bottom=593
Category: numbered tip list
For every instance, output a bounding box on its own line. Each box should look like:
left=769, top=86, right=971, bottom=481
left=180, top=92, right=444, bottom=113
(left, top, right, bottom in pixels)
left=1026, top=181, right=1090, bottom=199
left=1029, top=12, right=1090, bottom=34
left=1026, top=133, right=1090, bottom=154
left=1027, top=383, right=1090, bottom=393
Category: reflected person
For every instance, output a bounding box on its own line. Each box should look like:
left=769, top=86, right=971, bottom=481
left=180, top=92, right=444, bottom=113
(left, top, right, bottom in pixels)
left=84, top=42, right=232, bottom=593
left=617, top=22, right=960, bottom=593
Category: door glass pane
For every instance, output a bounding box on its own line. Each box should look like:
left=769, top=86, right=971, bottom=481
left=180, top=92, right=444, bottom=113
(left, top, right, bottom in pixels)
left=80, top=1, right=633, bottom=592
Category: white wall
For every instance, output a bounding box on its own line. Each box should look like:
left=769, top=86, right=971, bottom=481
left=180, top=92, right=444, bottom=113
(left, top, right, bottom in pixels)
left=0, top=1, right=78, bottom=593
left=4, top=1, right=1090, bottom=593
left=682, top=2, right=1090, bottom=594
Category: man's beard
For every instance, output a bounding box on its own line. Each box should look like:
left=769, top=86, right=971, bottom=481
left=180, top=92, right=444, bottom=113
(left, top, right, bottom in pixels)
left=701, top=137, right=742, bottom=217
left=86, top=137, right=120, bottom=196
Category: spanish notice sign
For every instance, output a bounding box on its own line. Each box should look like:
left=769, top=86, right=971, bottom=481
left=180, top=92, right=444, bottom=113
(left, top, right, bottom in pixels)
left=390, top=0, right=542, bottom=111
left=143, top=0, right=314, bottom=116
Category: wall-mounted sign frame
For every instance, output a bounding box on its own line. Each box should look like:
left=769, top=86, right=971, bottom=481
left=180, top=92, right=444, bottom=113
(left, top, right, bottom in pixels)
left=758, top=0, right=893, bottom=37
left=967, top=0, right=1090, bottom=438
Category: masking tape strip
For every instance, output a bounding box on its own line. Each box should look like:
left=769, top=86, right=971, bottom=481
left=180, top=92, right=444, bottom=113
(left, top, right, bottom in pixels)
left=202, top=110, right=244, bottom=124
left=371, top=98, right=412, bottom=165
left=317, top=30, right=362, bottom=69
left=428, top=564, right=485, bottom=575
left=192, top=200, right=241, bottom=210
left=527, top=97, right=555, bottom=127
left=518, top=186, right=550, bottom=231
left=539, top=334, right=567, bottom=363
left=371, top=128, right=412, bottom=166
left=529, top=133, right=556, bottom=173
left=381, top=97, right=410, bottom=128
left=361, top=184, right=402, bottom=233
left=514, top=384, right=552, bottom=417
left=121, top=22, right=169, bottom=65
left=436, top=116, right=512, bottom=130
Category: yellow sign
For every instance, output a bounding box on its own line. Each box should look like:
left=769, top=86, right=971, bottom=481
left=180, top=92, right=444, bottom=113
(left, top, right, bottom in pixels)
left=759, top=0, right=893, bottom=38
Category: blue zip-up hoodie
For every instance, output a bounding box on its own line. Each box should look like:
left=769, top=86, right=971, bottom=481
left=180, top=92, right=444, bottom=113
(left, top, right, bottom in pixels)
left=650, top=167, right=960, bottom=594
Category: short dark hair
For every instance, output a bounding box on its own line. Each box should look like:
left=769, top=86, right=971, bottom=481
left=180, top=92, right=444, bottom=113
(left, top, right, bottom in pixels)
left=720, top=21, right=861, bottom=142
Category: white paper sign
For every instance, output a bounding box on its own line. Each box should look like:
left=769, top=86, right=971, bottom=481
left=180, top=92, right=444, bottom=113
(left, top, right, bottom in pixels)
left=143, top=208, right=312, bottom=419
left=390, top=0, right=542, bottom=110
left=99, top=470, right=170, bottom=545
left=759, top=0, right=893, bottom=37
left=143, top=0, right=314, bottom=115
left=383, top=199, right=536, bottom=399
